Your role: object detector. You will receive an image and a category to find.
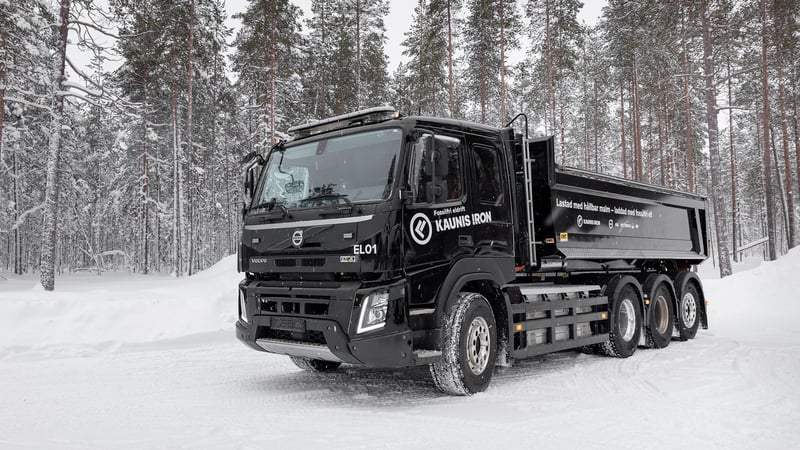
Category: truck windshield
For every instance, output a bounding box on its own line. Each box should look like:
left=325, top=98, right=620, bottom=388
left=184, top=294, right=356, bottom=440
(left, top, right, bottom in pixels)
left=252, top=128, right=402, bottom=210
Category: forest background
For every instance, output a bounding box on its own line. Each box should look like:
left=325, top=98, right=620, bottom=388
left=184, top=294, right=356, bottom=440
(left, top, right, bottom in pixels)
left=1, top=0, right=798, bottom=290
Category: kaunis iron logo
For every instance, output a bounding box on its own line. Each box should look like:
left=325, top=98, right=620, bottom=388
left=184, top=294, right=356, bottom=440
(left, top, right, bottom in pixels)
left=410, top=213, right=432, bottom=245
left=291, top=230, right=304, bottom=248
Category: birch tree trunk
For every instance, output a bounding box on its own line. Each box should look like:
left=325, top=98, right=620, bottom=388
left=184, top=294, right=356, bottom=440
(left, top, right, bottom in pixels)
left=700, top=0, right=732, bottom=277
left=40, top=0, right=71, bottom=291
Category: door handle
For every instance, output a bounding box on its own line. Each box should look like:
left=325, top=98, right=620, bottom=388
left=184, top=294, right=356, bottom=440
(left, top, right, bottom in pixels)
left=458, top=235, right=474, bottom=247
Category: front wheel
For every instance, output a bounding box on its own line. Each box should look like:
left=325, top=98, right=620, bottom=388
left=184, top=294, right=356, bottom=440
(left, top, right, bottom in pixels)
left=430, top=292, right=497, bottom=396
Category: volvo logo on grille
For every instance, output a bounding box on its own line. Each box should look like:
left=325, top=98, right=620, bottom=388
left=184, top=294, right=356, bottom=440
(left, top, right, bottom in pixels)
left=291, top=230, right=304, bottom=248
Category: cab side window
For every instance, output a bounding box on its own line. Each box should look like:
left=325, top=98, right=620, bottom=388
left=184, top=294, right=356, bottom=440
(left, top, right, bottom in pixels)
left=410, top=134, right=465, bottom=204
left=473, top=145, right=504, bottom=205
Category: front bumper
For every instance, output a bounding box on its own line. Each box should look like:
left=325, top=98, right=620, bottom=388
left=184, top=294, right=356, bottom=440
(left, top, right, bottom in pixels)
left=236, top=278, right=427, bottom=368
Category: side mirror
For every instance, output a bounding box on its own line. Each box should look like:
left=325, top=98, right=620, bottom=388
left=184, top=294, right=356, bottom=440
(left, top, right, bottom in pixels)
left=242, top=157, right=264, bottom=206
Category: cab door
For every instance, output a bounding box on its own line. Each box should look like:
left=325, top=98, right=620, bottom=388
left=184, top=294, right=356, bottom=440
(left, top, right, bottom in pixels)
left=466, top=136, right=514, bottom=257
left=403, top=130, right=471, bottom=270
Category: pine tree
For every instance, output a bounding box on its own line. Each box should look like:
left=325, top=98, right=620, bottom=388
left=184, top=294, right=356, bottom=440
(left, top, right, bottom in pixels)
left=233, top=0, right=304, bottom=143
left=527, top=0, right=581, bottom=160
left=0, top=0, right=53, bottom=273
left=463, top=0, right=519, bottom=125
left=700, top=0, right=732, bottom=277
left=401, top=0, right=450, bottom=116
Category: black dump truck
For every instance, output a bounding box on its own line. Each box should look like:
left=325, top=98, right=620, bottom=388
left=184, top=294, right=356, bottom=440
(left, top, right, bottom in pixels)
left=236, top=107, right=709, bottom=395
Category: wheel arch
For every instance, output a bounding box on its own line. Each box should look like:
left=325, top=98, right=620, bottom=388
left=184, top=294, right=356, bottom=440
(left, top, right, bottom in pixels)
left=433, top=258, right=514, bottom=353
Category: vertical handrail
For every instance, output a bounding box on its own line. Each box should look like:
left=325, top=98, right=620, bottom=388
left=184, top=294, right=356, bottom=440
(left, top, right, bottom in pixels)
left=505, top=113, right=537, bottom=270
left=522, top=136, right=536, bottom=268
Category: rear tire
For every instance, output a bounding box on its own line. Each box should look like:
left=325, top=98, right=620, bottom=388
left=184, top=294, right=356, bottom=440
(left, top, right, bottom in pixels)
left=290, top=356, right=341, bottom=372
left=602, top=283, right=643, bottom=358
left=675, top=282, right=701, bottom=341
left=430, top=292, right=497, bottom=396
left=644, top=280, right=675, bottom=349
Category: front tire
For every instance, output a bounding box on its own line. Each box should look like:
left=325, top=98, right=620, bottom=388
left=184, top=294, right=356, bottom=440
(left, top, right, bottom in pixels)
left=430, top=292, right=497, bottom=396
left=290, top=356, right=341, bottom=372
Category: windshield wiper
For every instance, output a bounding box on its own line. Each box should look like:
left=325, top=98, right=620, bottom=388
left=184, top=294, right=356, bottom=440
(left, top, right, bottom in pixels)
left=251, top=199, right=289, bottom=219
left=300, top=192, right=354, bottom=208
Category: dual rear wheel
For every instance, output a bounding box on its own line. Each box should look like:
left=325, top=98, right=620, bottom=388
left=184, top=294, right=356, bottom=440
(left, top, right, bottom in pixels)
left=604, top=274, right=701, bottom=358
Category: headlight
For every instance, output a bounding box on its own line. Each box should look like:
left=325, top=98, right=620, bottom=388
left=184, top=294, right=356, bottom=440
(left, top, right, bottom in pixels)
left=357, top=291, right=389, bottom=333
left=239, top=290, right=248, bottom=324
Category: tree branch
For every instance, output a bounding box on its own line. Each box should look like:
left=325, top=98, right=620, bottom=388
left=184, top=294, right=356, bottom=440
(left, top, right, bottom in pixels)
left=67, top=20, right=119, bottom=39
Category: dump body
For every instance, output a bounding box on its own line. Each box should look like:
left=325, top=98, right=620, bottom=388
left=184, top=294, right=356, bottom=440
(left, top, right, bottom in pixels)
left=522, top=137, right=708, bottom=271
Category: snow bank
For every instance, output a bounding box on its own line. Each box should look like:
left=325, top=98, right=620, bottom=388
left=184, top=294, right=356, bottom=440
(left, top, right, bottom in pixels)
left=703, top=247, right=800, bottom=344
left=0, top=256, right=240, bottom=355
left=2, top=248, right=798, bottom=356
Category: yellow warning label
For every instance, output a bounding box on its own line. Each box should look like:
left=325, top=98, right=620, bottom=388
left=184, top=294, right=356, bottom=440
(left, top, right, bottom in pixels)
left=559, top=232, right=569, bottom=242
left=545, top=238, right=555, bottom=244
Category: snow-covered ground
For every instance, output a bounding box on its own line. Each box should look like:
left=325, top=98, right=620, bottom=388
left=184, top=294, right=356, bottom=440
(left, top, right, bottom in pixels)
left=1, top=252, right=799, bottom=448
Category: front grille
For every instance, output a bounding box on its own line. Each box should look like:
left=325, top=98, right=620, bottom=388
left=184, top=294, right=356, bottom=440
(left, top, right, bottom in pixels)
left=301, top=258, right=326, bottom=267
left=272, top=258, right=326, bottom=268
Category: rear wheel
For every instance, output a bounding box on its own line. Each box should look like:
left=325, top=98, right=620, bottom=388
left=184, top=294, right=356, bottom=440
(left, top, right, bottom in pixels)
left=645, top=281, right=675, bottom=349
left=675, top=282, right=700, bottom=341
left=602, top=283, right=643, bottom=358
left=430, top=292, right=497, bottom=396
left=290, top=356, right=342, bottom=372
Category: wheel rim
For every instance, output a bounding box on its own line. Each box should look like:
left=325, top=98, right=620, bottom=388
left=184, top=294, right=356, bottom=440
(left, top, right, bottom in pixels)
left=466, top=316, right=491, bottom=375
left=619, top=298, right=636, bottom=342
left=681, top=292, right=697, bottom=327
left=653, top=294, right=669, bottom=334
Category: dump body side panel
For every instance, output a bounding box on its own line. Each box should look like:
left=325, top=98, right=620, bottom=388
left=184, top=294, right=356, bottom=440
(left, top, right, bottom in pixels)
left=528, top=137, right=708, bottom=268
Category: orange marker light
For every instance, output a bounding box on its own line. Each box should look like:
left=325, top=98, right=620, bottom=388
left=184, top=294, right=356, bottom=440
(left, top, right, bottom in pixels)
left=515, top=324, right=523, bottom=332
left=645, top=299, right=650, bottom=305
left=601, top=313, right=608, bottom=320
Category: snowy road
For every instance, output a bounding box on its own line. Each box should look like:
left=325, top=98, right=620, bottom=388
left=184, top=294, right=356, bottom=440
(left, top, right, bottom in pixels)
left=2, top=253, right=800, bottom=448
left=2, top=328, right=798, bottom=448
